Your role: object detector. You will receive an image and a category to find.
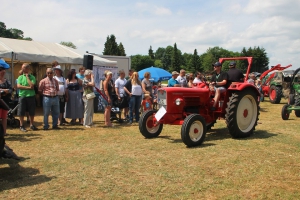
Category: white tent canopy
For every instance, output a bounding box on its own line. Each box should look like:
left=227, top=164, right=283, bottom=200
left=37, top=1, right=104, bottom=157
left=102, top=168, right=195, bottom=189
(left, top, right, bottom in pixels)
left=0, top=37, right=117, bottom=67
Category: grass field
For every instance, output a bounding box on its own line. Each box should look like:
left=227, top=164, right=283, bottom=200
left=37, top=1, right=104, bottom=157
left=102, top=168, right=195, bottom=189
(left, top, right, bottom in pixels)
left=1, top=98, right=300, bottom=199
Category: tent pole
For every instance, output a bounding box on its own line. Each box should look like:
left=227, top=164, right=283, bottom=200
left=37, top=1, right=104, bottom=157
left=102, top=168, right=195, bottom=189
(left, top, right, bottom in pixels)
left=11, top=52, right=14, bottom=87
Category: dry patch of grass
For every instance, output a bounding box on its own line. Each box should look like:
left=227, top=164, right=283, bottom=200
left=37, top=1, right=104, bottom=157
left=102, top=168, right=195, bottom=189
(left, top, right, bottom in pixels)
left=1, top=98, right=300, bottom=199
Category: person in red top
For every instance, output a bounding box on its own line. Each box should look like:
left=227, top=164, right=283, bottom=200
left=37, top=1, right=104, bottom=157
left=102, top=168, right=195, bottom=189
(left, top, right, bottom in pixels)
left=141, top=94, right=152, bottom=112
left=38, top=68, right=60, bottom=130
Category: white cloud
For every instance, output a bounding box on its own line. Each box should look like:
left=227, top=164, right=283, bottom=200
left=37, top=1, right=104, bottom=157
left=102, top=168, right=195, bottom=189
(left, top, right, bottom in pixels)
left=1, top=0, right=299, bottom=69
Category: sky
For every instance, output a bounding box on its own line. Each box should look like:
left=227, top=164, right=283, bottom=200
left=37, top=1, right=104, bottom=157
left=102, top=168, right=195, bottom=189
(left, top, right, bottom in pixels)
left=2, top=0, right=300, bottom=69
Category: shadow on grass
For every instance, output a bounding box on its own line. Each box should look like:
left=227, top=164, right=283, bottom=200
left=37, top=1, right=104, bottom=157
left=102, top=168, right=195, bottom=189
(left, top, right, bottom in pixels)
left=238, top=130, right=277, bottom=140
left=259, top=107, right=268, bottom=112
left=0, top=161, right=53, bottom=192
left=5, top=133, right=42, bottom=142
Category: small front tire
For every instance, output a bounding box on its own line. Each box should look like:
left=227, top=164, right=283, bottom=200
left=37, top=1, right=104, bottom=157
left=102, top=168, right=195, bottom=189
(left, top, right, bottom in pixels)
left=181, top=114, right=207, bottom=147
left=281, top=104, right=290, bottom=120
left=139, top=110, right=163, bottom=138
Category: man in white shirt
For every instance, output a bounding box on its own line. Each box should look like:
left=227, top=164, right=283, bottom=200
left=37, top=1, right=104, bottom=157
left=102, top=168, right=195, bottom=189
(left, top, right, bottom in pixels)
left=53, top=65, right=68, bottom=125
left=115, top=70, right=129, bottom=121
left=193, top=72, right=203, bottom=83
left=176, top=69, right=187, bottom=87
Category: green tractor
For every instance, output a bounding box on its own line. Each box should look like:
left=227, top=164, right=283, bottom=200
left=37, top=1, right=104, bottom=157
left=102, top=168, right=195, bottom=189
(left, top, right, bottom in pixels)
left=281, top=68, right=300, bottom=120
left=260, top=64, right=293, bottom=104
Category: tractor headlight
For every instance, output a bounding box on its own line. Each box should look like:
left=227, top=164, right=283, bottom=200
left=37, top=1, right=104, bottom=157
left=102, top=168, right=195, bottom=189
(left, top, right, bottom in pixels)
left=175, top=98, right=183, bottom=106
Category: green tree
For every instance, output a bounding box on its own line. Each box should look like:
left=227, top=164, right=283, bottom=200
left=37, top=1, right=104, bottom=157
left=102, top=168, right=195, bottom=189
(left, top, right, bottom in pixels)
left=130, top=55, right=154, bottom=72
left=154, top=47, right=165, bottom=60
left=182, top=53, right=193, bottom=71
left=240, top=46, right=269, bottom=73
left=148, top=46, right=154, bottom=59
left=0, top=21, right=32, bottom=40
left=161, top=46, right=173, bottom=70
left=191, top=49, right=200, bottom=73
left=103, top=34, right=119, bottom=55
left=60, top=41, right=77, bottom=49
left=154, top=59, right=163, bottom=68
left=118, top=42, right=126, bottom=56
left=171, top=43, right=181, bottom=72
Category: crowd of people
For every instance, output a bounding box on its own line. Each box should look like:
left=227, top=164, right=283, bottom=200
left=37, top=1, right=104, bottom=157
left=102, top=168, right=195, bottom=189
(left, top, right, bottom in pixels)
left=0, top=59, right=263, bottom=135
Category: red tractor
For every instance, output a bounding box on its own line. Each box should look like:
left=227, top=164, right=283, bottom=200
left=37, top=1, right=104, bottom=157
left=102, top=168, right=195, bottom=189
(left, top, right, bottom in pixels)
left=139, top=57, right=261, bottom=147
left=259, top=64, right=292, bottom=103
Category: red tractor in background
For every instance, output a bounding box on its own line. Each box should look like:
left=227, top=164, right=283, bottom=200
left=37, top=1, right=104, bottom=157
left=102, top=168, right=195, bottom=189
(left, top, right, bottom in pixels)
left=139, top=57, right=260, bottom=147
left=259, top=64, right=292, bottom=103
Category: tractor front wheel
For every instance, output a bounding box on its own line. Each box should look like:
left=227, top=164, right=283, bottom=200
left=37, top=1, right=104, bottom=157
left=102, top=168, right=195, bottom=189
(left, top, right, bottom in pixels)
left=181, top=114, right=207, bottom=147
left=139, top=110, right=163, bottom=138
left=269, top=85, right=282, bottom=104
left=281, top=104, right=290, bottom=120
left=225, top=89, right=259, bottom=138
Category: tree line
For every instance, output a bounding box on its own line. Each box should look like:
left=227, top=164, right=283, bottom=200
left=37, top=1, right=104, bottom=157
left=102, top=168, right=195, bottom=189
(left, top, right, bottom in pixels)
left=103, top=34, right=269, bottom=74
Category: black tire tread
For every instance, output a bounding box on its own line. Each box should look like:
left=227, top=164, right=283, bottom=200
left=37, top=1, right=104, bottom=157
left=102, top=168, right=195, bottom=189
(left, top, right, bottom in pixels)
left=139, top=110, right=163, bottom=138
left=281, top=104, right=290, bottom=120
left=269, top=85, right=282, bottom=104
left=225, top=89, right=259, bottom=138
left=181, top=114, right=207, bottom=147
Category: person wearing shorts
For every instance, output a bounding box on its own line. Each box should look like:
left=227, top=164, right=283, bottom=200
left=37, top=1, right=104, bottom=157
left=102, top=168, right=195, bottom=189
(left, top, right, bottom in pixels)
left=17, top=63, right=38, bottom=132
left=210, top=62, right=229, bottom=111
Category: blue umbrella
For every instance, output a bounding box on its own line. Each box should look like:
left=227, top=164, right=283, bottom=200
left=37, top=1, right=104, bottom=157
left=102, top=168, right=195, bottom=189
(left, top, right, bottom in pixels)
left=138, top=66, right=171, bottom=82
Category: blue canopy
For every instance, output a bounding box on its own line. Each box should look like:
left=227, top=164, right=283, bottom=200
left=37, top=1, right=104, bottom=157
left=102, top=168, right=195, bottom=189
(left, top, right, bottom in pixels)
left=138, top=66, right=171, bottom=82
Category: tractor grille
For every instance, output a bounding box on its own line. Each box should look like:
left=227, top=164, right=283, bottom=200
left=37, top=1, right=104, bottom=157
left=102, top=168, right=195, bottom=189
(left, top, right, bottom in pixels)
left=183, top=97, right=200, bottom=106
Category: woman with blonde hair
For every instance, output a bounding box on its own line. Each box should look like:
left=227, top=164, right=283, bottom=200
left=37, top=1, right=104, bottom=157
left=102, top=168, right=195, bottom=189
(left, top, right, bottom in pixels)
left=103, top=70, right=114, bottom=127
left=124, top=72, right=143, bottom=124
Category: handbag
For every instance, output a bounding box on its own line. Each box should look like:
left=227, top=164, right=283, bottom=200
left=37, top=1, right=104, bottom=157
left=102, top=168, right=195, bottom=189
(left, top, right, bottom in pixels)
left=86, top=92, right=96, bottom=100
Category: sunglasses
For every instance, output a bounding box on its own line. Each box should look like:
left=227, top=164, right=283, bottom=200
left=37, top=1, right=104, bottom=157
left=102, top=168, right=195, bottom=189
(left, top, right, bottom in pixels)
left=47, top=72, right=53, bottom=74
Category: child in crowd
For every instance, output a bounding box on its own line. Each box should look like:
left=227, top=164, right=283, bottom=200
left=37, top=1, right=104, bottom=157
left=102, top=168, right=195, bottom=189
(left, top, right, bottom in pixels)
left=152, top=82, right=162, bottom=110
left=141, top=94, right=152, bottom=112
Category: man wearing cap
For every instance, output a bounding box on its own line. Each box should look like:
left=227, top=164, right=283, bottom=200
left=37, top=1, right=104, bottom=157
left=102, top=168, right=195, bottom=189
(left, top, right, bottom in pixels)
left=53, top=65, right=68, bottom=125
left=210, top=62, right=229, bottom=111
left=168, top=71, right=180, bottom=87
left=17, top=63, right=38, bottom=132
left=227, top=61, right=244, bottom=84
left=176, top=69, right=187, bottom=87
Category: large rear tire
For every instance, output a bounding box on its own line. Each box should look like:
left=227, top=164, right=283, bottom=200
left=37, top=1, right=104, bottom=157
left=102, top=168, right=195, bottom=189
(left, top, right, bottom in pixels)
left=225, top=89, right=259, bottom=138
left=295, top=96, right=300, bottom=117
left=139, top=110, right=163, bottom=138
left=181, top=114, right=206, bottom=147
left=269, top=85, right=282, bottom=104
left=0, top=124, right=4, bottom=156
left=281, top=104, right=290, bottom=120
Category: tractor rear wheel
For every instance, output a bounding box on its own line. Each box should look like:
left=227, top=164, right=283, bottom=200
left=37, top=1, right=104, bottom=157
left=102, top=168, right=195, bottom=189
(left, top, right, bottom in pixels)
left=0, top=124, right=4, bottom=156
left=295, top=96, right=300, bottom=117
left=181, top=114, right=206, bottom=147
left=281, top=104, right=290, bottom=120
left=269, top=85, right=282, bottom=104
left=139, top=110, right=163, bottom=138
left=225, top=89, right=259, bottom=138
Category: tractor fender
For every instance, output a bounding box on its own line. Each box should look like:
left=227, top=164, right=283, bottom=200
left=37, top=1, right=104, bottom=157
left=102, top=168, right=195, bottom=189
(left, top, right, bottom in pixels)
left=227, top=83, right=260, bottom=97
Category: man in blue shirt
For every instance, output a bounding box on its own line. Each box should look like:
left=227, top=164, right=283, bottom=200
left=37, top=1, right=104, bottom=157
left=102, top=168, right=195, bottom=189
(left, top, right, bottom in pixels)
left=168, top=71, right=180, bottom=87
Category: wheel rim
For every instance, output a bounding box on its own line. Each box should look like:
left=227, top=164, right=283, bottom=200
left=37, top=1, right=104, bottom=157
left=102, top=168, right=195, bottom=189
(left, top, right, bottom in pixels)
left=237, top=94, right=257, bottom=132
left=145, top=114, right=160, bottom=134
left=270, top=89, right=276, bottom=100
left=188, top=121, right=204, bottom=142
